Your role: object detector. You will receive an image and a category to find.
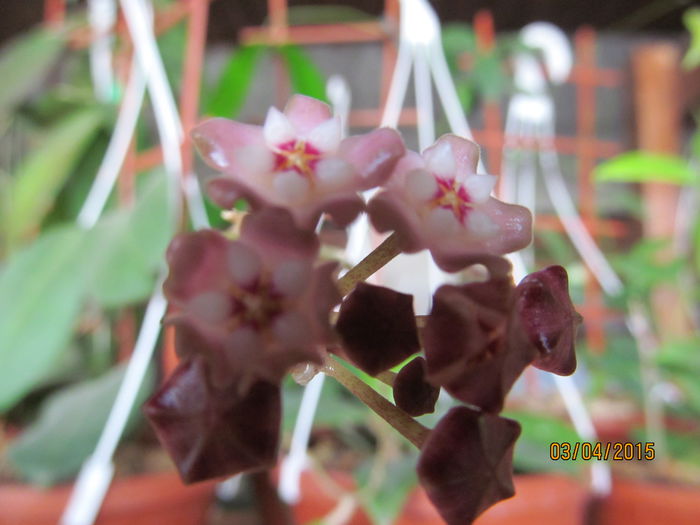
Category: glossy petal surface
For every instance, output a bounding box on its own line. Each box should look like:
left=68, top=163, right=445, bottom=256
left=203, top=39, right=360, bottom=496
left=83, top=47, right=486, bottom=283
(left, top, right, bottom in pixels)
left=515, top=265, right=581, bottom=375
left=423, top=257, right=536, bottom=412
left=393, top=357, right=439, bottom=416
left=145, top=358, right=281, bottom=483
left=193, top=95, right=405, bottom=229
left=335, top=283, right=419, bottom=376
left=417, top=406, right=521, bottom=525
left=368, top=134, right=532, bottom=271
left=163, top=208, right=339, bottom=389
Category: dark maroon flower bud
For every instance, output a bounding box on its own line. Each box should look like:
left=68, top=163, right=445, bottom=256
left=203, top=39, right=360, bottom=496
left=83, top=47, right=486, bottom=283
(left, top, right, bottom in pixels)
left=393, top=357, right=440, bottom=416
left=417, top=406, right=521, bottom=524
left=144, top=357, right=281, bottom=483
left=334, top=283, right=419, bottom=376
left=515, top=265, right=581, bottom=376
left=423, top=275, right=536, bottom=413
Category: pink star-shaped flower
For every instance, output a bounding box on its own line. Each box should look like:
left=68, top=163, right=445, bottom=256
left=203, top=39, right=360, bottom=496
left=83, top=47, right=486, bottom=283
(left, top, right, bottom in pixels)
left=192, top=95, right=405, bottom=229
left=163, top=207, right=340, bottom=392
left=367, top=134, right=532, bottom=271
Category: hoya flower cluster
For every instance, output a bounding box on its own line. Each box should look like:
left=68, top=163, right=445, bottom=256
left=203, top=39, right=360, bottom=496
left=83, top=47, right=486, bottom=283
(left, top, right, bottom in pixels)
left=145, top=95, right=581, bottom=525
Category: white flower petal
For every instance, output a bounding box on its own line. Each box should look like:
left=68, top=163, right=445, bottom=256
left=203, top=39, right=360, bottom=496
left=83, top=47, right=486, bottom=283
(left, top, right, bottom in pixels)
left=467, top=209, right=499, bottom=238
left=227, top=326, right=262, bottom=352
left=235, top=144, right=275, bottom=178
left=462, top=174, right=496, bottom=203
left=425, top=207, right=461, bottom=238
left=272, top=260, right=312, bottom=298
left=198, top=138, right=229, bottom=169
left=264, top=106, right=296, bottom=146
left=425, top=140, right=456, bottom=178
left=305, top=117, right=341, bottom=153
left=227, top=243, right=262, bottom=289
left=406, top=169, right=438, bottom=202
left=187, top=291, right=230, bottom=323
left=316, top=158, right=355, bottom=191
left=272, top=311, right=312, bottom=349
left=273, top=171, right=311, bottom=203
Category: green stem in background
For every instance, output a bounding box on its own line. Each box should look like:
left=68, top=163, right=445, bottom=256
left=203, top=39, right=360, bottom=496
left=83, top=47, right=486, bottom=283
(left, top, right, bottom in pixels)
left=322, top=356, right=429, bottom=449
left=336, top=232, right=402, bottom=296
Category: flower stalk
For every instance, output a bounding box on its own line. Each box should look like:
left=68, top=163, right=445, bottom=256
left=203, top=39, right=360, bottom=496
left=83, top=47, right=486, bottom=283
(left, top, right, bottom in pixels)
left=335, top=232, right=402, bottom=296
left=321, top=356, right=429, bottom=449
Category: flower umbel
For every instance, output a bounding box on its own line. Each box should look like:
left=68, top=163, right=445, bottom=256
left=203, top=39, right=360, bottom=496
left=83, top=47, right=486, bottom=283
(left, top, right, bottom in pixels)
left=144, top=94, right=584, bottom=525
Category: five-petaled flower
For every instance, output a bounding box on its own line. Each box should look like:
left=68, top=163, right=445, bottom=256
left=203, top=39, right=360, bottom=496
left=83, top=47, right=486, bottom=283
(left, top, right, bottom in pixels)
left=192, top=95, right=405, bottom=229
left=163, top=207, right=340, bottom=393
left=368, top=134, right=532, bottom=272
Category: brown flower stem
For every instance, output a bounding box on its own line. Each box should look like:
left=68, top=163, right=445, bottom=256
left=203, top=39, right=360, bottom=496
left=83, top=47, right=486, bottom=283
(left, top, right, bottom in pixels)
left=336, top=232, right=402, bottom=296
left=250, top=471, right=295, bottom=525
left=322, top=356, right=429, bottom=449
left=375, top=370, right=397, bottom=387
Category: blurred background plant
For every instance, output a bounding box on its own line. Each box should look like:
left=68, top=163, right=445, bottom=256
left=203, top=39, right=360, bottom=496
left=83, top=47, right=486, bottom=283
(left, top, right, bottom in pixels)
left=0, top=2, right=699, bottom=525
left=0, top=2, right=332, bottom=489
left=586, top=6, right=700, bottom=485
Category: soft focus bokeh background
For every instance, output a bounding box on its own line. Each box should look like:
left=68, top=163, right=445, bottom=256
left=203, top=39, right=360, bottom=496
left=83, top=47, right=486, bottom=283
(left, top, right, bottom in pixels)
left=0, top=1, right=699, bottom=524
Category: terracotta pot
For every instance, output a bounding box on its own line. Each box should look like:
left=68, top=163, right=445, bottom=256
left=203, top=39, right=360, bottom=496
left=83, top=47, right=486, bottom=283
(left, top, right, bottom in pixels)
left=395, top=474, right=589, bottom=525
left=594, top=478, right=700, bottom=525
left=0, top=471, right=215, bottom=525
left=291, top=469, right=372, bottom=525
left=393, top=484, right=443, bottom=525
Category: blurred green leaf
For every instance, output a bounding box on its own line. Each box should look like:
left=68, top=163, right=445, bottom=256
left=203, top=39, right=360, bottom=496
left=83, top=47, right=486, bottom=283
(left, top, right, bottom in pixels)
left=456, top=82, right=474, bottom=113
left=356, top=451, right=418, bottom=525
left=0, top=27, right=65, bottom=117
left=7, top=364, right=154, bottom=486
left=278, top=45, right=327, bottom=102
left=157, top=21, right=186, bottom=100
left=665, top=430, right=700, bottom=469
left=537, top=230, right=575, bottom=264
left=656, top=338, right=700, bottom=374
left=283, top=5, right=373, bottom=25
left=473, top=54, right=507, bottom=100
left=87, top=171, right=173, bottom=308
left=504, top=410, right=582, bottom=474
left=205, top=45, right=266, bottom=118
left=43, top=130, right=111, bottom=226
left=682, top=8, right=700, bottom=70
left=594, top=151, right=695, bottom=185
left=611, top=238, right=683, bottom=300
left=691, top=129, right=700, bottom=160
left=5, top=108, right=104, bottom=247
left=441, top=24, right=477, bottom=58
left=282, top=377, right=368, bottom=433
left=655, top=337, right=700, bottom=415
left=581, top=334, right=644, bottom=402
left=0, top=171, right=172, bottom=411
left=0, top=225, right=90, bottom=412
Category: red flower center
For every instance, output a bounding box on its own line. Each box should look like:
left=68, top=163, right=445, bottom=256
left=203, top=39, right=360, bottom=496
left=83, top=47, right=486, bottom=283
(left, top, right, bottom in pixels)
left=273, top=140, right=322, bottom=179
left=228, top=278, right=284, bottom=330
left=429, top=176, right=473, bottom=223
